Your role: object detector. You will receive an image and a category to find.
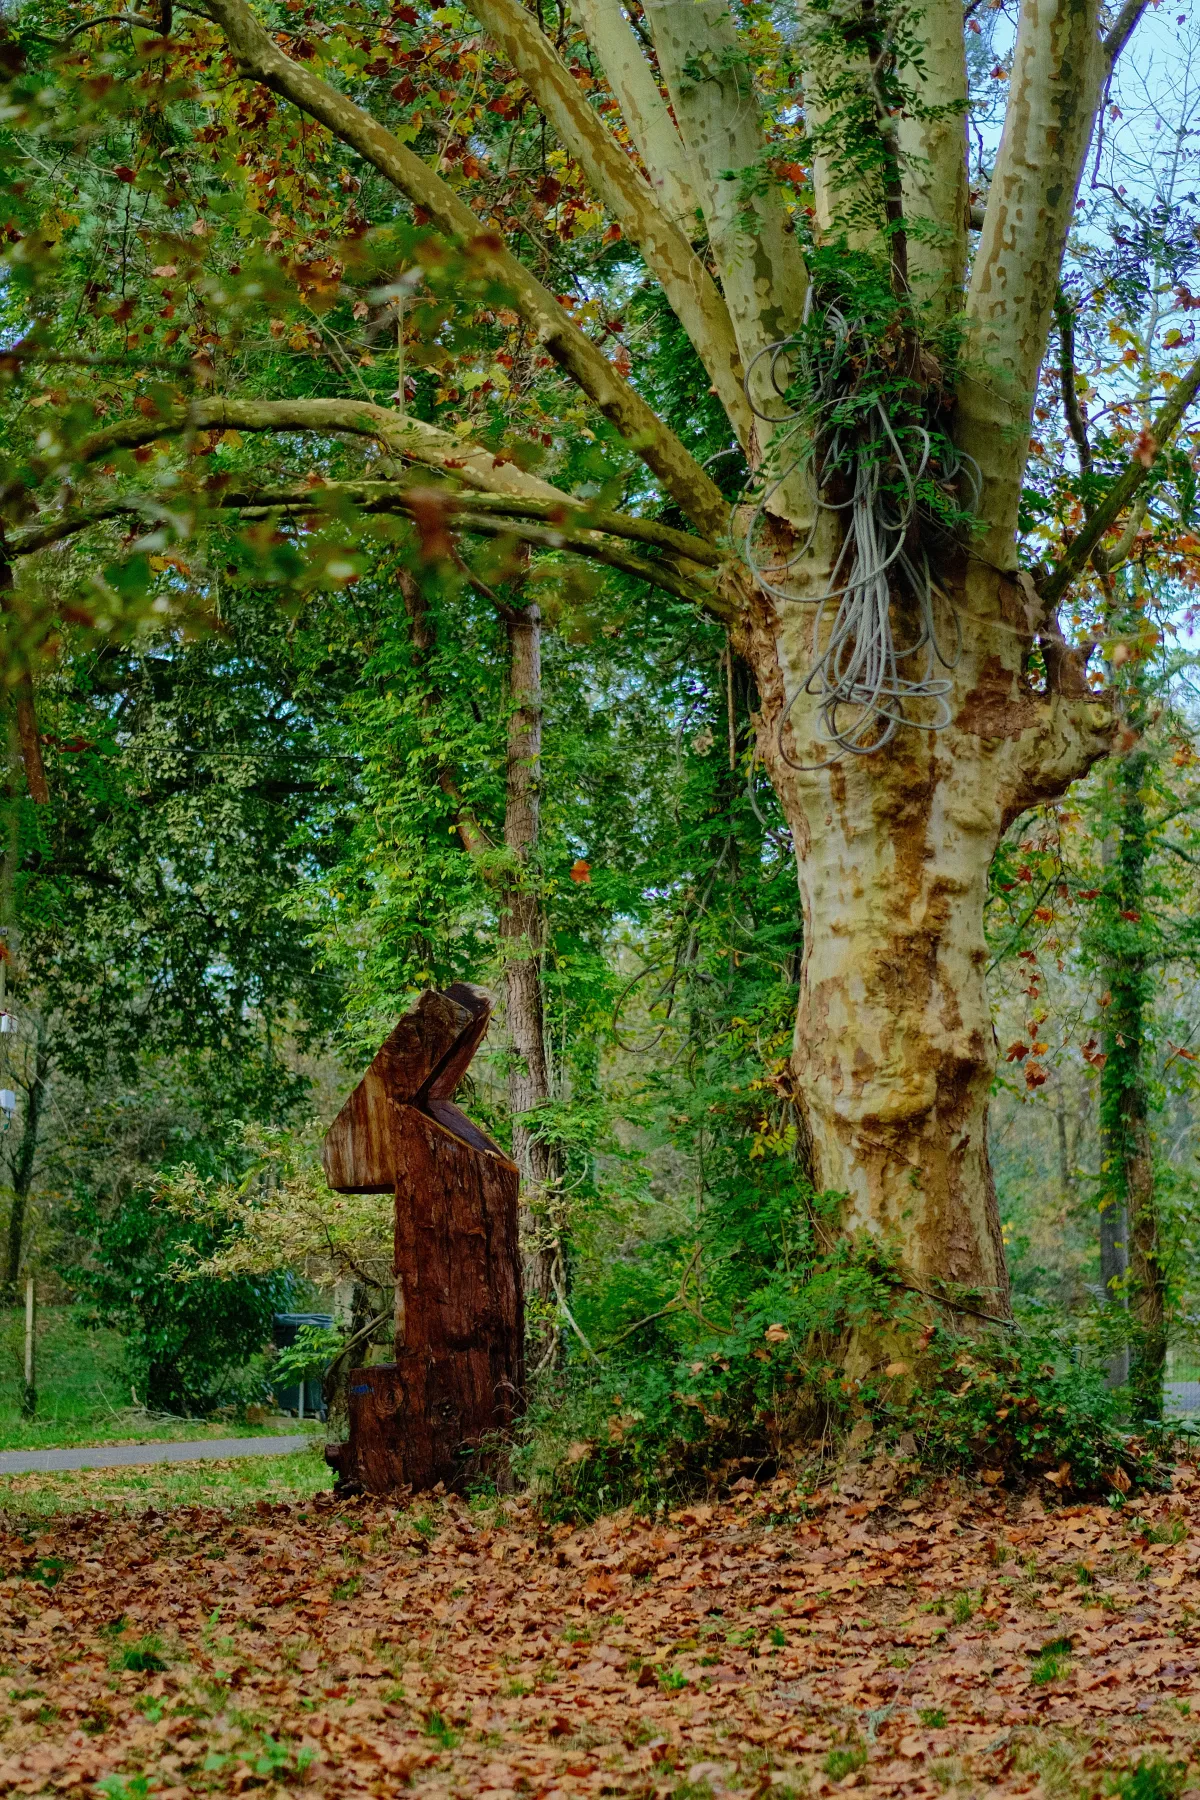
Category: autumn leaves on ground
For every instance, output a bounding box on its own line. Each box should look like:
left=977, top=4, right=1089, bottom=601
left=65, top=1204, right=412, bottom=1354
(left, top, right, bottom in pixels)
left=3, top=1463, right=1200, bottom=1800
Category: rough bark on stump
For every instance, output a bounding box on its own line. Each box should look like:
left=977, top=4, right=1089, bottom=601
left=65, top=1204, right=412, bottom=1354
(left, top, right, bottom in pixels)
left=322, top=986, right=523, bottom=1495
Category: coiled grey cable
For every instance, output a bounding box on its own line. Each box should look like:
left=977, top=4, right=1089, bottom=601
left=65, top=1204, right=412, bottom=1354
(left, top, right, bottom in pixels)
left=740, top=297, right=979, bottom=770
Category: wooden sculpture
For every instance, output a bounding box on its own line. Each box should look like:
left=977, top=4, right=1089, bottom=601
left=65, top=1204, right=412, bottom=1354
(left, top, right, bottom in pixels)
left=322, top=984, right=523, bottom=1494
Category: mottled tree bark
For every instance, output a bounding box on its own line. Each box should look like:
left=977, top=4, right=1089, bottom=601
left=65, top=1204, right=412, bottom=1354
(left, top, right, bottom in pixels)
left=735, top=559, right=1113, bottom=1312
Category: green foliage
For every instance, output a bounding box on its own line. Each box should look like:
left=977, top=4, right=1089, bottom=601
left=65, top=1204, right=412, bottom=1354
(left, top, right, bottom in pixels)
left=110, top=1636, right=168, bottom=1674
left=68, top=1145, right=288, bottom=1416
left=1106, top=1760, right=1189, bottom=1800
left=823, top=1744, right=866, bottom=1780
left=422, top=1711, right=462, bottom=1749
left=873, top=1325, right=1152, bottom=1493
left=273, top=1325, right=342, bottom=1388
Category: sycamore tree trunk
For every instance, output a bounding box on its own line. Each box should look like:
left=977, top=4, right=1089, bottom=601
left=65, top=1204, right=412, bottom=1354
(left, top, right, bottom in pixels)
left=737, top=560, right=1113, bottom=1311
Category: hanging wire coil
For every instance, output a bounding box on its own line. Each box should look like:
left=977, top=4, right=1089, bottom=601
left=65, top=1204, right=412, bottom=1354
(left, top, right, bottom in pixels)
left=740, top=296, right=980, bottom=770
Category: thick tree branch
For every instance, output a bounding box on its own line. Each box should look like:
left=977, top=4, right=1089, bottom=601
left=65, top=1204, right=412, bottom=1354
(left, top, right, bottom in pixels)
left=1103, top=0, right=1150, bottom=66
left=896, top=0, right=969, bottom=322
left=200, top=0, right=729, bottom=537
left=1040, top=352, right=1200, bottom=607
left=957, top=0, right=1107, bottom=565
left=68, top=396, right=567, bottom=502
left=567, top=0, right=702, bottom=225
left=461, top=0, right=752, bottom=444
left=11, top=474, right=719, bottom=565
left=10, top=477, right=724, bottom=613
left=643, top=0, right=808, bottom=438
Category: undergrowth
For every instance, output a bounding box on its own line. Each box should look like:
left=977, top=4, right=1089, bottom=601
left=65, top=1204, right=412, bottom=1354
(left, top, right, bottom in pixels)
left=523, top=1224, right=1160, bottom=1519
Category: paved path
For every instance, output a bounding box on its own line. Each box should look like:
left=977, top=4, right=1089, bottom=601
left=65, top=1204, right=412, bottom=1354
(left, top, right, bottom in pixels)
left=0, top=1435, right=314, bottom=1476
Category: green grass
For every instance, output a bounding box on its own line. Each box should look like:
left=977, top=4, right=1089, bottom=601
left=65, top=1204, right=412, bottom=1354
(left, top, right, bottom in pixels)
left=0, top=1443, right=333, bottom=1523
left=0, top=1307, right=321, bottom=1452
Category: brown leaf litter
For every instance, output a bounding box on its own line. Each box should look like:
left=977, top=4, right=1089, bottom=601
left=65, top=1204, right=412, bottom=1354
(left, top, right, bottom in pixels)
left=2, top=1462, right=1200, bottom=1798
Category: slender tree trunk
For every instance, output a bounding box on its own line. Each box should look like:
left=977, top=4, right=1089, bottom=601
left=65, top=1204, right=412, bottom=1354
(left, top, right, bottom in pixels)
left=499, top=602, right=561, bottom=1319
left=397, top=570, right=561, bottom=1326
left=1099, top=734, right=1163, bottom=1419
left=1054, top=1077, right=1074, bottom=1211
left=4, top=1021, right=48, bottom=1290
left=1, top=556, right=50, bottom=807
left=1099, top=1187, right=1130, bottom=1389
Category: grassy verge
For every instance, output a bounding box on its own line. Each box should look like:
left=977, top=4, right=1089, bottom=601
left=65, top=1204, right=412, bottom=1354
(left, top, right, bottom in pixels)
left=0, top=1306, right=320, bottom=1452
left=0, top=1441, right=334, bottom=1523
left=0, top=1412, right=325, bottom=1453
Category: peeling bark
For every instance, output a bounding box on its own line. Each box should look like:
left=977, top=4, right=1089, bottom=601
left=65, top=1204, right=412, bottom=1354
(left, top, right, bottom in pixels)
left=462, top=0, right=752, bottom=442
left=644, top=0, right=808, bottom=418
left=733, top=556, right=1115, bottom=1306
left=567, top=0, right=703, bottom=225
left=896, top=0, right=969, bottom=322
left=958, top=0, right=1107, bottom=561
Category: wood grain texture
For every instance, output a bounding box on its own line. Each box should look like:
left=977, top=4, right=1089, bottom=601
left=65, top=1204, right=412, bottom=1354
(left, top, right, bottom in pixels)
left=327, top=1345, right=521, bottom=1493
left=322, top=984, right=494, bottom=1192
left=322, top=987, right=523, bottom=1495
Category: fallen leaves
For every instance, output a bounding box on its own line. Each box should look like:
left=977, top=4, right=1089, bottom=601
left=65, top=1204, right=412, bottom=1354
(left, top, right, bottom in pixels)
left=0, top=1467, right=1197, bottom=1797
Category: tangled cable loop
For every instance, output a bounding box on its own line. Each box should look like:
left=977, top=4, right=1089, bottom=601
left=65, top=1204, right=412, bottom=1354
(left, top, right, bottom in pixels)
left=741, top=299, right=980, bottom=770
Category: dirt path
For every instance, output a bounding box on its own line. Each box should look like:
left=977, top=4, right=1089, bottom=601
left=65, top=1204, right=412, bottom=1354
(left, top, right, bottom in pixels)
left=0, top=1437, right=312, bottom=1477
left=0, top=1468, right=1197, bottom=1797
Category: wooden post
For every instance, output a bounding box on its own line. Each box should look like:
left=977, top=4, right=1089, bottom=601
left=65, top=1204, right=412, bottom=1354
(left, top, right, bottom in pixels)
left=21, top=1276, right=35, bottom=1419
left=322, top=985, right=523, bottom=1495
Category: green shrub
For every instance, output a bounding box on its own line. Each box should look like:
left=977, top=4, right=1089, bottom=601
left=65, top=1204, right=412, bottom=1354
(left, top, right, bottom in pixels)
left=68, top=1182, right=288, bottom=1416
left=523, top=1229, right=1159, bottom=1517
left=872, top=1325, right=1155, bottom=1494
left=1106, top=1760, right=1188, bottom=1800
left=824, top=1745, right=866, bottom=1780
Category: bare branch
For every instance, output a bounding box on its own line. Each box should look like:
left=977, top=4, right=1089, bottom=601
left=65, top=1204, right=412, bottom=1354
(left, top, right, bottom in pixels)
left=1041, top=352, right=1200, bottom=607
left=1054, top=287, right=1094, bottom=478
left=1103, top=0, right=1150, bottom=67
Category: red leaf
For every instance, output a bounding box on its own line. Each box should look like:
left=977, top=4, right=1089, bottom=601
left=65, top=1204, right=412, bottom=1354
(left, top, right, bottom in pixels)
left=1133, top=428, right=1158, bottom=467
left=406, top=488, right=455, bottom=561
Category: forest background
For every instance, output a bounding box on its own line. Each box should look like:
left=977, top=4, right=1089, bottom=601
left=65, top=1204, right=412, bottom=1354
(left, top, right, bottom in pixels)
left=1, top=0, right=1200, bottom=1508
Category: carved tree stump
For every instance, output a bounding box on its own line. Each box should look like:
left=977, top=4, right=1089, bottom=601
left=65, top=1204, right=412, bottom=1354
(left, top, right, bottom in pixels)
left=322, top=985, right=523, bottom=1494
